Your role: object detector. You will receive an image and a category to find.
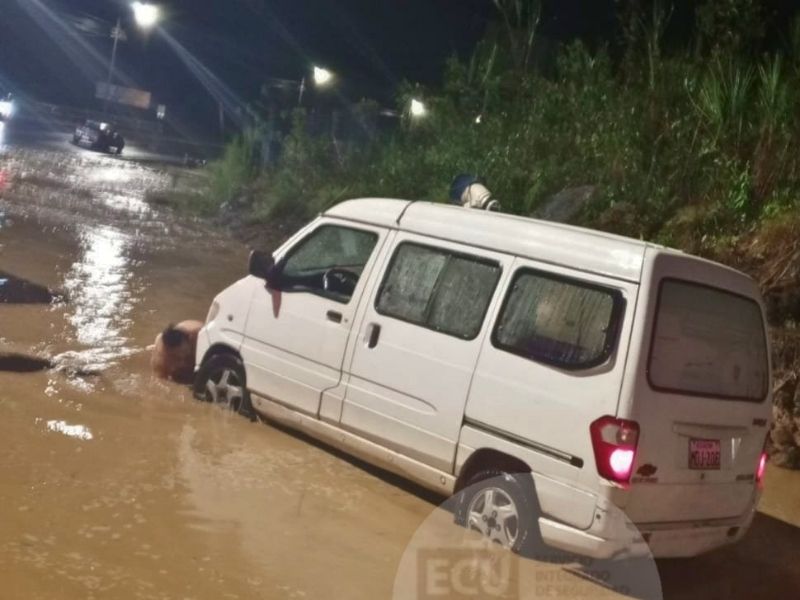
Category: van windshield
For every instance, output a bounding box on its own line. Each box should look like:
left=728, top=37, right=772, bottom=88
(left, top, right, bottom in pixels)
left=648, top=279, right=768, bottom=401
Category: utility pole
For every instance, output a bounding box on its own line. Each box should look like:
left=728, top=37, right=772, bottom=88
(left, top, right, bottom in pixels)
left=104, top=18, right=126, bottom=114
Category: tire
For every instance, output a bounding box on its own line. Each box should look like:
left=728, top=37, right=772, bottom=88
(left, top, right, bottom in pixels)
left=193, top=354, right=255, bottom=420
left=454, top=470, right=541, bottom=554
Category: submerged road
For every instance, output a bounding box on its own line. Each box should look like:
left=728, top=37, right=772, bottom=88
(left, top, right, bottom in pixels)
left=0, top=142, right=798, bottom=599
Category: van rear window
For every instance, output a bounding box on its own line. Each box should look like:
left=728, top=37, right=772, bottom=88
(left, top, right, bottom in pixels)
left=648, top=280, right=768, bottom=401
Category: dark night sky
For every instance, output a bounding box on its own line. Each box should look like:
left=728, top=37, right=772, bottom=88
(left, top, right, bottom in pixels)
left=1, top=0, right=798, bottom=136
left=0, top=1, right=623, bottom=125
left=0, top=0, right=503, bottom=131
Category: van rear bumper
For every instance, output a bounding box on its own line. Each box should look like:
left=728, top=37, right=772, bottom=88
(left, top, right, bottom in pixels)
left=539, top=517, right=650, bottom=559
left=538, top=504, right=757, bottom=560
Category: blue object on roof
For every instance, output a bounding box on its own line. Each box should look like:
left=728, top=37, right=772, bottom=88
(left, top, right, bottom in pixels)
left=449, top=174, right=484, bottom=204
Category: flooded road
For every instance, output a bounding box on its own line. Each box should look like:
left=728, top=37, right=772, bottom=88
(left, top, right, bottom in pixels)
left=1, top=147, right=799, bottom=599
left=0, top=148, right=438, bottom=599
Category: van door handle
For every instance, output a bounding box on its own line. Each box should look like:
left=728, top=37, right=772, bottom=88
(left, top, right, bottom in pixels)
left=367, top=323, right=381, bottom=349
left=326, top=310, right=343, bottom=324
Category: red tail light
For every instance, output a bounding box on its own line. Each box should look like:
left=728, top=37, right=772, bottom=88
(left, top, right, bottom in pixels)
left=590, top=416, right=640, bottom=486
left=756, top=452, right=768, bottom=488
left=755, top=433, right=769, bottom=489
left=756, top=444, right=767, bottom=489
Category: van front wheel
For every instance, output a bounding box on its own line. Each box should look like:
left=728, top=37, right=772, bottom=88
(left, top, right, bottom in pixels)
left=455, top=470, right=539, bottom=554
left=193, top=354, right=254, bottom=420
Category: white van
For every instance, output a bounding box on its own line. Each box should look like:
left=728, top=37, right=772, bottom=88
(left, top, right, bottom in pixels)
left=194, top=198, right=772, bottom=559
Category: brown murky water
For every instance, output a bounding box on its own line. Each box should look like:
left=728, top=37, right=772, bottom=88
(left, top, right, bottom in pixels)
left=0, top=150, right=434, bottom=599
left=1, top=148, right=799, bottom=599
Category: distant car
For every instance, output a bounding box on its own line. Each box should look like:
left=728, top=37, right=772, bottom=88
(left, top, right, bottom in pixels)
left=0, top=94, right=15, bottom=122
left=72, top=120, right=125, bottom=155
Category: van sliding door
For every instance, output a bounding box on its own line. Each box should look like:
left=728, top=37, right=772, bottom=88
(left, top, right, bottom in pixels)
left=340, top=233, right=513, bottom=472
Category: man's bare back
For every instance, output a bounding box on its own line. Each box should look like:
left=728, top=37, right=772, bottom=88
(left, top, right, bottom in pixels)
left=151, top=320, right=203, bottom=383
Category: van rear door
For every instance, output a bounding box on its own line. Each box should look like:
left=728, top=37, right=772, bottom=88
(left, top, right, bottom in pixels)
left=620, top=251, right=771, bottom=524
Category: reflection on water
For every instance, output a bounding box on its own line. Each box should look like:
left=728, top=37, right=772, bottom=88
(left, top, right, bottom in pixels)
left=62, top=225, right=137, bottom=370
left=88, top=165, right=153, bottom=215
left=1, top=147, right=291, bottom=600
left=98, top=191, right=151, bottom=215
left=87, top=165, right=132, bottom=184
left=45, top=419, right=93, bottom=441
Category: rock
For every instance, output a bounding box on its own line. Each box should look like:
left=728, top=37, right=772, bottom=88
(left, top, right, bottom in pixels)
left=768, top=372, right=800, bottom=469
left=594, top=201, right=643, bottom=237
left=0, top=271, right=64, bottom=304
left=0, top=353, right=53, bottom=373
left=771, top=406, right=796, bottom=447
left=793, top=380, right=800, bottom=414
left=794, top=418, right=800, bottom=448
left=0, top=352, right=100, bottom=377
left=534, top=185, right=598, bottom=224
left=771, top=446, right=800, bottom=469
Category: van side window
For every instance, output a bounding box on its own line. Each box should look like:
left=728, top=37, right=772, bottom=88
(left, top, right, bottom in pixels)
left=376, top=243, right=501, bottom=340
left=280, top=225, right=378, bottom=303
left=493, top=270, right=623, bottom=369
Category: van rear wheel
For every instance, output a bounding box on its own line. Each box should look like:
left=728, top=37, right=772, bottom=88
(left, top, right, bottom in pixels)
left=193, top=354, right=254, bottom=420
left=455, top=470, right=540, bottom=554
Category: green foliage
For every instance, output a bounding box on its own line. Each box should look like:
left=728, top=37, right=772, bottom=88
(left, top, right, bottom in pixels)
left=690, top=56, right=755, bottom=145
left=616, top=1, right=673, bottom=90
left=207, top=133, right=256, bottom=208
left=198, top=1, right=800, bottom=252
left=757, top=55, right=790, bottom=134
left=247, top=111, right=371, bottom=221
left=492, top=0, right=541, bottom=71
left=696, top=0, right=765, bottom=57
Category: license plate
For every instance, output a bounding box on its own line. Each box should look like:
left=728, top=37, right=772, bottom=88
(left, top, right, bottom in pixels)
left=689, top=439, right=721, bottom=470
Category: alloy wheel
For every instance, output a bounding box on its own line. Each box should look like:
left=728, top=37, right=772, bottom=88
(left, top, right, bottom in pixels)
left=466, top=486, right=520, bottom=548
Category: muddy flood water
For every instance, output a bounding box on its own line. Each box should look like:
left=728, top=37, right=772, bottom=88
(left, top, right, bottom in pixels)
left=1, top=147, right=799, bottom=599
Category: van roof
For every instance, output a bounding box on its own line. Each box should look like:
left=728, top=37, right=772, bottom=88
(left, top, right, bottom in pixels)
left=325, top=198, right=662, bottom=282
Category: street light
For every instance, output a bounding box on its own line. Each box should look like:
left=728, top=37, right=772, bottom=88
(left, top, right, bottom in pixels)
left=104, top=3, right=161, bottom=113
left=410, top=98, right=428, bottom=118
left=131, top=2, right=160, bottom=29
left=297, top=65, right=335, bottom=105
left=313, top=66, right=334, bottom=87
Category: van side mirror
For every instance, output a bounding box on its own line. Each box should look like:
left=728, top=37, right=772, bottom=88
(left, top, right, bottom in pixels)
left=248, top=250, right=280, bottom=288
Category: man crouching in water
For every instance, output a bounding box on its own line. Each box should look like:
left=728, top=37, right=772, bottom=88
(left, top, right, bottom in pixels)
left=151, top=320, right=204, bottom=383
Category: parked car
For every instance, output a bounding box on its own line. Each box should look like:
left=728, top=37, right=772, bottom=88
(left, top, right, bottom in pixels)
left=72, top=120, right=125, bottom=154
left=194, top=198, right=772, bottom=559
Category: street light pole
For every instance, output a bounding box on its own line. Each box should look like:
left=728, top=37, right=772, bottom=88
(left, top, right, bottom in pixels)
left=104, top=17, right=124, bottom=114
left=297, top=67, right=333, bottom=106
left=102, top=4, right=160, bottom=115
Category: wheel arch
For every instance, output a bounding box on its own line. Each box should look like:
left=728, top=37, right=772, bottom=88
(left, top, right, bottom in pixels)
left=455, top=448, right=533, bottom=493
left=199, top=343, right=242, bottom=368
